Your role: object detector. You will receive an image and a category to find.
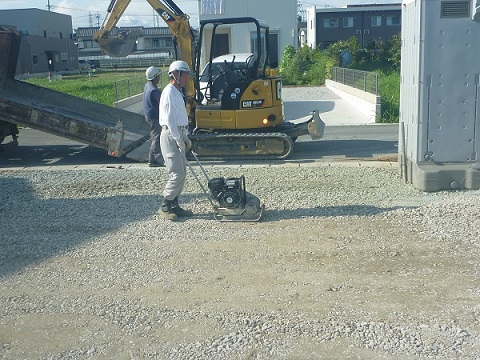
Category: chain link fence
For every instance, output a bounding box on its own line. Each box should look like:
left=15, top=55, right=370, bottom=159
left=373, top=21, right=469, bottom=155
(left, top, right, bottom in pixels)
left=331, top=67, right=379, bottom=95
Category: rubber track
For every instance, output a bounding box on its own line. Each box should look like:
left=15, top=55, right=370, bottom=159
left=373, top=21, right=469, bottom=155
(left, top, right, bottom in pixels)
left=190, top=132, right=294, bottom=160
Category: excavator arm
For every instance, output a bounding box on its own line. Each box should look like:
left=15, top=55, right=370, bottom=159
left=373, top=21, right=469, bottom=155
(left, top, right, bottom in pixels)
left=94, top=0, right=196, bottom=98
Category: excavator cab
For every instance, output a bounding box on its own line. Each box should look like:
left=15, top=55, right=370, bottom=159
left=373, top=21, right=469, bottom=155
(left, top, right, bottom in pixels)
left=193, top=17, right=285, bottom=132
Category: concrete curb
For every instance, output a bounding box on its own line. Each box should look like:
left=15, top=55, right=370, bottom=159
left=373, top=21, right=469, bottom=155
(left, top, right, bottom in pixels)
left=114, top=93, right=143, bottom=109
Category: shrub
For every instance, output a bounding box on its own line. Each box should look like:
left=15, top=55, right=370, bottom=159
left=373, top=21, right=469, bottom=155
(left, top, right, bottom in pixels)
left=279, top=45, right=329, bottom=85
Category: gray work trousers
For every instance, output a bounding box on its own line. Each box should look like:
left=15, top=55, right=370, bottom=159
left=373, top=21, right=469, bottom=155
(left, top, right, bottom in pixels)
left=145, top=116, right=162, bottom=163
left=160, top=126, right=188, bottom=201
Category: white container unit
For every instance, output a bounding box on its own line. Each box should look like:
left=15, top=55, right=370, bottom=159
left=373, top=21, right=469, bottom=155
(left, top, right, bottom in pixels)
left=399, top=0, right=480, bottom=191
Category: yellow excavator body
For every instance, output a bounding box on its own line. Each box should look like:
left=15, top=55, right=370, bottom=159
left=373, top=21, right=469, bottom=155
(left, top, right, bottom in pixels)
left=92, top=0, right=324, bottom=159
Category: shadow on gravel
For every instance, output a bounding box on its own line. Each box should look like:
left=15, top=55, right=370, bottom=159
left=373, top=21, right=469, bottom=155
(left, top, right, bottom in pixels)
left=261, top=204, right=402, bottom=222
left=0, top=177, right=159, bottom=278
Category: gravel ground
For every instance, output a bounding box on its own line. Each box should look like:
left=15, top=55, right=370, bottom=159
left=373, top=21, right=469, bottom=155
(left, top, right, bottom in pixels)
left=1, top=162, right=479, bottom=359
left=282, top=86, right=341, bottom=101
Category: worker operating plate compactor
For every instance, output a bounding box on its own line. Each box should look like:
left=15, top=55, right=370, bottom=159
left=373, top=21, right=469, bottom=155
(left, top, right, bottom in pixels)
left=182, top=150, right=264, bottom=222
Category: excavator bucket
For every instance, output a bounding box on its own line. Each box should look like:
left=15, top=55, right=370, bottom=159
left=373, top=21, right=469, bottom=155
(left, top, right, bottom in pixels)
left=96, top=29, right=142, bottom=58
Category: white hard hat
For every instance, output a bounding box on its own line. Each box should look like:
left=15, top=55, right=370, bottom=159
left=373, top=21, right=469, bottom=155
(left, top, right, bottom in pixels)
left=145, top=66, right=161, bottom=80
left=168, top=60, right=190, bottom=75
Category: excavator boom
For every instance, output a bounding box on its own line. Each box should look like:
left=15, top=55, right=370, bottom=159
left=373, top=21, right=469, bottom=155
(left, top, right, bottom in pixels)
left=94, top=0, right=193, bottom=59
left=94, top=0, right=195, bottom=99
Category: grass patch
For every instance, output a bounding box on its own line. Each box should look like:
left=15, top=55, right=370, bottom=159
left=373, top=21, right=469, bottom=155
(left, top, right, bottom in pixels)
left=378, top=71, right=400, bottom=123
left=23, top=68, right=168, bottom=106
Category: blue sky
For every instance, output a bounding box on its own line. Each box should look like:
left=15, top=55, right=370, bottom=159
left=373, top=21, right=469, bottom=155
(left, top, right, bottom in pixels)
left=0, top=0, right=401, bottom=29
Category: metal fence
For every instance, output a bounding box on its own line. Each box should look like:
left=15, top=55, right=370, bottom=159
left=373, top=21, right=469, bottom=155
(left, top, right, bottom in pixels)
left=81, top=54, right=173, bottom=70
left=113, top=76, right=145, bottom=102
left=331, top=67, right=379, bottom=95
left=113, top=75, right=167, bottom=102
left=101, top=57, right=172, bottom=70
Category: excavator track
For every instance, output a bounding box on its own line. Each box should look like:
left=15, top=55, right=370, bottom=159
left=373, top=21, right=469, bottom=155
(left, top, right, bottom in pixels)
left=190, top=132, right=294, bottom=160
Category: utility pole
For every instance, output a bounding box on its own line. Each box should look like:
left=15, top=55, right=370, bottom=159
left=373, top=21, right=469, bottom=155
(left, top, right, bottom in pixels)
left=47, top=0, right=52, bottom=11
left=95, top=12, right=101, bottom=27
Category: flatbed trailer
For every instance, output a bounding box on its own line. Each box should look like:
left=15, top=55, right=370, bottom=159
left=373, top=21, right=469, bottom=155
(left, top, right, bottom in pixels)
left=0, top=27, right=149, bottom=158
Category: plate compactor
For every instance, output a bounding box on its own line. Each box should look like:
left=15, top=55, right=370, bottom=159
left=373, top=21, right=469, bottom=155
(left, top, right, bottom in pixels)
left=184, top=151, right=264, bottom=222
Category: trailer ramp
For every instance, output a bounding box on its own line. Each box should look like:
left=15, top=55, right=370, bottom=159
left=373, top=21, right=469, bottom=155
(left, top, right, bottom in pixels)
left=0, top=27, right=149, bottom=159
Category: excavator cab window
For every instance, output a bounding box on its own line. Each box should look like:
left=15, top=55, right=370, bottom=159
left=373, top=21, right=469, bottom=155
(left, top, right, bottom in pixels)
left=199, top=53, right=255, bottom=103
left=195, top=17, right=269, bottom=105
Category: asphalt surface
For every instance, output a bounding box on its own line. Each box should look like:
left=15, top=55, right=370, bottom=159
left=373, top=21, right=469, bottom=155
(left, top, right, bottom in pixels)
left=0, top=86, right=399, bottom=168
left=0, top=124, right=398, bottom=169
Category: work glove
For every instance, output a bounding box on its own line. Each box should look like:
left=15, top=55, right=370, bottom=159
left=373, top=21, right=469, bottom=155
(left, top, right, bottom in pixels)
left=176, top=140, right=186, bottom=153
left=185, top=137, right=192, bottom=152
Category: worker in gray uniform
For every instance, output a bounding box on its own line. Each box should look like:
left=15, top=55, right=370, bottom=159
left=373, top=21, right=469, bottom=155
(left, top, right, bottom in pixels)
left=159, top=60, right=193, bottom=221
left=143, top=66, right=163, bottom=167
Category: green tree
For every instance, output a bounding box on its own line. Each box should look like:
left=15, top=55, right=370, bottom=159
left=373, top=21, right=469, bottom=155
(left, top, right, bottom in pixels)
left=384, top=33, right=401, bottom=71
left=279, top=45, right=329, bottom=85
left=325, top=37, right=360, bottom=66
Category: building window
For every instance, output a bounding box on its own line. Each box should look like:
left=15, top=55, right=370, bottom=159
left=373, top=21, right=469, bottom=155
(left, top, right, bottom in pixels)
left=343, top=17, right=354, bottom=28
left=324, top=18, right=339, bottom=28
left=371, top=16, right=382, bottom=27
left=152, top=38, right=173, bottom=47
left=33, top=55, right=38, bottom=64
left=59, top=32, right=63, bottom=39
left=386, top=16, right=400, bottom=25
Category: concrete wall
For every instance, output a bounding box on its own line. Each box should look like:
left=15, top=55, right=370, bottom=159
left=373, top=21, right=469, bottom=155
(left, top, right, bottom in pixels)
left=326, top=79, right=381, bottom=123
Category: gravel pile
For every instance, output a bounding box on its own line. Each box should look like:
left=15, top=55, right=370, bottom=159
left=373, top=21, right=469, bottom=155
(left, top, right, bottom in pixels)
left=1, top=163, right=479, bottom=359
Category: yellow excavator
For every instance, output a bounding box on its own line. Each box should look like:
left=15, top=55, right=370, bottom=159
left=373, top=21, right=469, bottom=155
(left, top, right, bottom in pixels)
left=94, top=0, right=324, bottom=159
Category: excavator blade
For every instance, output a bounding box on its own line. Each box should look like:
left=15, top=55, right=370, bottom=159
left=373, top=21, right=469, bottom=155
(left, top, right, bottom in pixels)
left=96, top=29, right=141, bottom=57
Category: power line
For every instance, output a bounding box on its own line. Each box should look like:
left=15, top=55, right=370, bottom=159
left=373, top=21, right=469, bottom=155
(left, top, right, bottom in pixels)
left=51, top=5, right=92, bottom=12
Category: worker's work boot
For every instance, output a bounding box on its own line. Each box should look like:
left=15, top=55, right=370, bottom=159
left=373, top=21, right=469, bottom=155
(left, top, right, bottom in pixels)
left=161, top=199, right=178, bottom=221
left=172, top=196, right=193, bottom=217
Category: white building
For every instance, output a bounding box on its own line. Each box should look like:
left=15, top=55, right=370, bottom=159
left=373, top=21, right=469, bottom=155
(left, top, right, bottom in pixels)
left=0, top=8, right=78, bottom=74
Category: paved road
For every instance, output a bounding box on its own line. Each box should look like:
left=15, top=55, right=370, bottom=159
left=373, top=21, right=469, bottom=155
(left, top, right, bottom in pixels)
left=0, top=86, right=398, bottom=168
left=0, top=124, right=398, bottom=168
